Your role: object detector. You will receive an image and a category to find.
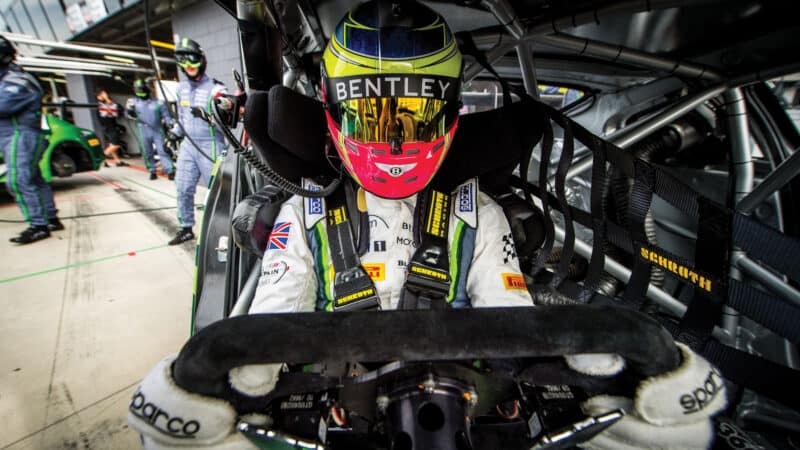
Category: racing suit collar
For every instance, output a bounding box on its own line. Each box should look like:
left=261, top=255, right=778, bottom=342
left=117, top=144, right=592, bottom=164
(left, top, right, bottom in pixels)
left=187, top=73, right=209, bottom=86
left=364, top=189, right=418, bottom=208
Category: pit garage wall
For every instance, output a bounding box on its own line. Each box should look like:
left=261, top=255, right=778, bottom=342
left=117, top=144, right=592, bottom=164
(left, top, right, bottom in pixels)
left=64, top=74, right=99, bottom=134
left=63, top=75, right=142, bottom=157
left=171, top=0, right=243, bottom=90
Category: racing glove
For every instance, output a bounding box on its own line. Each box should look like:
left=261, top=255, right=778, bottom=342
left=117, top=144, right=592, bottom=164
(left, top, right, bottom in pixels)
left=228, top=363, right=283, bottom=396
left=168, top=125, right=183, bottom=140
left=576, top=343, right=727, bottom=450
left=128, top=355, right=257, bottom=450
left=212, top=98, right=232, bottom=129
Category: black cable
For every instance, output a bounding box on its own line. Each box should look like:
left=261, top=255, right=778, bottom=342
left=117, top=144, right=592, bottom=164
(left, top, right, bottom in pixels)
left=143, top=0, right=215, bottom=164
left=207, top=103, right=341, bottom=197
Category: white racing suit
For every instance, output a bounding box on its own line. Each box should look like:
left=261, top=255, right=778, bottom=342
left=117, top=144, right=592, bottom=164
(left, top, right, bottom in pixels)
left=249, top=178, right=533, bottom=314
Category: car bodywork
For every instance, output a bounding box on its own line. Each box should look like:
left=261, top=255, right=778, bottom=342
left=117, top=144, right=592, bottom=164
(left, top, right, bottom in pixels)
left=184, top=0, right=800, bottom=446
left=0, top=114, right=104, bottom=184
left=40, top=113, right=105, bottom=180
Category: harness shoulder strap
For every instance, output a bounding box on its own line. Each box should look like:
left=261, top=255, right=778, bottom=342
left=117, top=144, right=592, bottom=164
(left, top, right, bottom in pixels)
left=323, top=180, right=379, bottom=311
left=399, top=188, right=453, bottom=309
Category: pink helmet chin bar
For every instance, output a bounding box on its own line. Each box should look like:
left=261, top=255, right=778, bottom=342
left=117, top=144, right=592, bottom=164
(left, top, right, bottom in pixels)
left=326, top=113, right=459, bottom=199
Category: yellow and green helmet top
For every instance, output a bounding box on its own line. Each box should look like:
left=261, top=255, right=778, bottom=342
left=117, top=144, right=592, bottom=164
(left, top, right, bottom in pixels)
left=321, top=0, right=462, bottom=105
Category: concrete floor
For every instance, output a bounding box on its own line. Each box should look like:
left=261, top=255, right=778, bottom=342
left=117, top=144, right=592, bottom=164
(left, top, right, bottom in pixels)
left=0, top=160, right=206, bottom=449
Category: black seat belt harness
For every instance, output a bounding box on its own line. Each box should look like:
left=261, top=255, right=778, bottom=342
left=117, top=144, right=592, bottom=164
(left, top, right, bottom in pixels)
left=399, top=188, right=452, bottom=310
left=676, top=198, right=731, bottom=351
left=326, top=183, right=380, bottom=311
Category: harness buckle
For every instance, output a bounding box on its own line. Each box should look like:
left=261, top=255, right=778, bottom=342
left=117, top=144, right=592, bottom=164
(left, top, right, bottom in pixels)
left=405, top=261, right=451, bottom=300
left=332, top=266, right=381, bottom=311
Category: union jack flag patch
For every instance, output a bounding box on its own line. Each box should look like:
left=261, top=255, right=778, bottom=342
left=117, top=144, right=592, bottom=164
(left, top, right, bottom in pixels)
left=267, top=222, right=292, bottom=250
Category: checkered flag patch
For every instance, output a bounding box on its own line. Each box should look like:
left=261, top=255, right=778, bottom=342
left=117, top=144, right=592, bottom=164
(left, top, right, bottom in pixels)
left=502, top=233, right=517, bottom=264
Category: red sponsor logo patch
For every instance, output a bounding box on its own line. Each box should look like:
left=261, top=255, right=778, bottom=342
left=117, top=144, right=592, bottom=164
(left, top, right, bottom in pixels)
left=502, top=273, right=526, bottom=290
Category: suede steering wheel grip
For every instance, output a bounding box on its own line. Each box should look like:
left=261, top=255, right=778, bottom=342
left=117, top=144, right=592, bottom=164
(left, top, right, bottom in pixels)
left=172, top=306, right=681, bottom=400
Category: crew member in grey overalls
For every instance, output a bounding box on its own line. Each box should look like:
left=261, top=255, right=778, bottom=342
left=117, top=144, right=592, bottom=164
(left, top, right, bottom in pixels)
left=1, top=35, right=63, bottom=244
left=126, top=79, right=175, bottom=180
left=167, top=38, right=227, bottom=246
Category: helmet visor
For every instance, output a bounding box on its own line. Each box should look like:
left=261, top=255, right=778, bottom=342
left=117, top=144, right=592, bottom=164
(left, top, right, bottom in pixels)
left=176, top=53, right=202, bottom=67
left=334, top=97, right=456, bottom=144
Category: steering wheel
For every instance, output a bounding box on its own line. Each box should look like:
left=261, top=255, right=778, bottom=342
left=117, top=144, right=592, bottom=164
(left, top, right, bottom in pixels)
left=172, top=305, right=680, bottom=449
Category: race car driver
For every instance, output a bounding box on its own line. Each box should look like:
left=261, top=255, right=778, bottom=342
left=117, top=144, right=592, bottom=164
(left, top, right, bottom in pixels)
left=128, top=2, right=727, bottom=448
left=168, top=38, right=227, bottom=245
left=126, top=79, right=175, bottom=180
left=1, top=34, right=63, bottom=244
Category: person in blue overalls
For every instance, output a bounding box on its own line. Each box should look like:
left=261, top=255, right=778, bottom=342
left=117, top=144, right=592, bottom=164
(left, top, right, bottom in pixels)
left=1, top=34, right=63, bottom=244
left=167, top=38, right=228, bottom=246
left=126, top=79, right=175, bottom=180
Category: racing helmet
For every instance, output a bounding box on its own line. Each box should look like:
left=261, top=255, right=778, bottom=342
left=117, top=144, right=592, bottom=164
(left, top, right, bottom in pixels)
left=174, top=37, right=206, bottom=81
left=134, top=79, right=150, bottom=98
left=321, top=0, right=463, bottom=199
left=1, top=35, right=16, bottom=68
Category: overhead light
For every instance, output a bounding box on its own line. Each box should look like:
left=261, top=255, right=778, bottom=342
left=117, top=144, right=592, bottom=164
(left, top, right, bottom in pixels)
left=24, top=67, right=112, bottom=77
left=149, top=40, right=176, bottom=50
left=38, top=77, right=67, bottom=84
left=104, top=55, right=135, bottom=64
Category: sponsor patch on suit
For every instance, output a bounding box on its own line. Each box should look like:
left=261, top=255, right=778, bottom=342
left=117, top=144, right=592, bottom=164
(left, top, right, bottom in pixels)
left=267, top=222, right=291, bottom=250
left=502, top=273, right=526, bottom=290
left=454, top=178, right=478, bottom=228
left=363, top=263, right=385, bottom=281
left=303, top=178, right=325, bottom=229
left=262, top=260, right=289, bottom=284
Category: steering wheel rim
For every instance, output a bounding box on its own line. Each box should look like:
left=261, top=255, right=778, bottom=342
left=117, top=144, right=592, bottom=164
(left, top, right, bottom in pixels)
left=173, top=305, right=680, bottom=401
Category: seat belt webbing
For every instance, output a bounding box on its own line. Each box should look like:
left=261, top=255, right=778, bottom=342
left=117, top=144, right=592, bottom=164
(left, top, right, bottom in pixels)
left=325, top=183, right=380, bottom=311
left=728, top=279, right=800, bottom=344
left=550, top=120, right=578, bottom=287
left=398, top=188, right=452, bottom=310
left=703, top=340, right=800, bottom=411
left=581, top=139, right=610, bottom=299
left=733, top=212, right=800, bottom=284
left=532, top=123, right=556, bottom=275
left=622, top=160, right=656, bottom=305
left=676, top=198, right=731, bottom=350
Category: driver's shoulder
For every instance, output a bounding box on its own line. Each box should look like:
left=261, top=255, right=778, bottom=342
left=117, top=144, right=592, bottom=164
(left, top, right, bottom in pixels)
left=283, top=194, right=313, bottom=231
left=282, top=194, right=306, bottom=215
left=476, top=190, right=501, bottom=210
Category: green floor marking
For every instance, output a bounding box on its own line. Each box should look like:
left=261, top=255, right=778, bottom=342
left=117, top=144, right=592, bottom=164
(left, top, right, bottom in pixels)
left=0, top=244, right=170, bottom=284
